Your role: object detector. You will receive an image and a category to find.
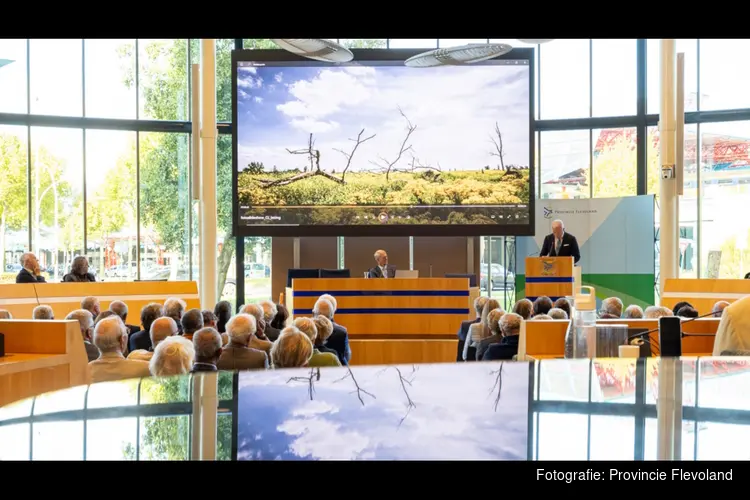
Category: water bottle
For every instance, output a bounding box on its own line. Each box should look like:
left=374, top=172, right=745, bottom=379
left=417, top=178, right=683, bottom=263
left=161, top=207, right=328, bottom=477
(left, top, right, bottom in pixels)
left=564, top=286, right=596, bottom=358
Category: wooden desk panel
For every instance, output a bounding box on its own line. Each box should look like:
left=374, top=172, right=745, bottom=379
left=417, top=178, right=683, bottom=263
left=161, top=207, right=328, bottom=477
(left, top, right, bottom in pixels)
left=662, top=278, right=750, bottom=316
left=348, top=339, right=457, bottom=365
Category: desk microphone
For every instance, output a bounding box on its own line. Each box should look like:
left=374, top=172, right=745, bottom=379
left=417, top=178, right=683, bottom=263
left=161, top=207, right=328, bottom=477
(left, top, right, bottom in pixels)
left=626, top=310, right=718, bottom=357
left=0, top=332, right=4, bottom=357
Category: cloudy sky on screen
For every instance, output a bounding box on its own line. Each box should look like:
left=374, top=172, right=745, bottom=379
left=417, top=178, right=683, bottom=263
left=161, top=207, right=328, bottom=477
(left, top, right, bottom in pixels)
left=236, top=63, right=530, bottom=173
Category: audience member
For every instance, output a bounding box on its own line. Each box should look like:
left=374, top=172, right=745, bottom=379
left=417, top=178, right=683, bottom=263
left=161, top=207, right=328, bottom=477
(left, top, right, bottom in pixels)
left=0, top=309, right=12, bottom=319
left=533, top=314, right=552, bottom=320
left=259, top=300, right=280, bottom=341
left=533, top=296, right=553, bottom=317
left=202, top=310, right=217, bottom=330
left=271, top=326, right=313, bottom=368
left=548, top=307, right=569, bottom=320
left=312, top=297, right=350, bottom=365
left=66, top=309, right=98, bottom=361
left=319, top=293, right=338, bottom=312
left=150, top=336, right=195, bottom=377
left=553, top=297, right=571, bottom=318
left=128, top=317, right=178, bottom=362
left=181, top=308, right=204, bottom=341
left=191, top=327, right=223, bottom=372
left=16, top=252, right=46, bottom=283
left=464, top=298, right=501, bottom=361
left=676, top=305, right=699, bottom=318
left=294, top=317, right=341, bottom=367
left=599, top=297, right=623, bottom=319
left=644, top=305, right=673, bottom=319
left=240, top=303, right=272, bottom=353
left=109, top=300, right=139, bottom=335
left=713, top=295, right=750, bottom=355
left=312, top=315, right=340, bottom=358
left=483, top=313, right=522, bottom=361
left=95, top=310, right=117, bottom=325
left=671, top=301, right=692, bottom=316
left=214, top=301, right=232, bottom=334
left=712, top=301, right=730, bottom=318
left=513, top=298, right=533, bottom=320
left=624, top=304, right=644, bottom=319
left=217, top=314, right=268, bottom=371
left=271, top=304, right=289, bottom=330
left=63, top=256, right=96, bottom=282
left=129, top=303, right=164, bottom=351
left=164, top=298, right=187, bottom=334
left=475, top=308, right=505, bottom=361
left=81, top=296, right=101, bottom=318
left=457, top=296, right=487, bottom=362
left=88, top=316, right=149, bottom=383
left=32, top=305, right=54, bottom=320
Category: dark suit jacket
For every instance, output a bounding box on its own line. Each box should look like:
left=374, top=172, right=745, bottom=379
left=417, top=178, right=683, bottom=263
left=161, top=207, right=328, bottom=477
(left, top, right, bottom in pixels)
left=217, top=344, right=268, bottom=371
left=456, top=317, right=481, bottom=362
left=129, top=329, right=151, bottom=352
left=367, top=265, right=394, bottom=278
left=326, top=321, right=351, bottom=365
left=265, top=324, right=281, bottom=342
left=126, top=324, right=140, bottom=336
left=85, top=341, right=100, bottom=362
left=483, top=335, right=519, bottom=361
left=62, top=272, right=96, bottom=282
left=16, top=268, right=46, bottom=283
left=539, top=232, right=581, bottom=264
left=191, top=362, right=218, bottom=373
left=476, top=333, right=504, bottom=361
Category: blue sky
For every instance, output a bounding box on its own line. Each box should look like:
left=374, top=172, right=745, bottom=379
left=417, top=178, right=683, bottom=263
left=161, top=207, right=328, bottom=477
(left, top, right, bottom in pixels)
left=236, top=361, right=529, bottom=460
left=236, top=63, right=530, bottom=174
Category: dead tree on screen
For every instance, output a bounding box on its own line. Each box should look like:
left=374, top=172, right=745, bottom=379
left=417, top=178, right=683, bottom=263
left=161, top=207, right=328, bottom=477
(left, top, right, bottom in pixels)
left=490, top=122, right=522, bottom=178
left=376, top=364, right=418, bottom=428
left=334, top=364, right=376, bottom=406
left=368, top=107, right=416, bottom=181
left=488, top=362, right=505, bottom=412
left=259, top=133, right=344, bottom=188
left=333, top=128, right=376, bottom=182
left=287, top=367, right=321, bottom=401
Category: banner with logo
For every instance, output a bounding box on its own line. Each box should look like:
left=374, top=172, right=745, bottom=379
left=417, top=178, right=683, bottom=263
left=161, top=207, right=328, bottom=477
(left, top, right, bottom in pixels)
left=516, top=195, right=655, bottom=308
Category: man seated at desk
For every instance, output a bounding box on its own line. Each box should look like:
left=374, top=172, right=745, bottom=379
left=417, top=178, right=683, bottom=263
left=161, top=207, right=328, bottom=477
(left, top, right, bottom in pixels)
left=16, top=252, right=46, bottom=283
left=368, top=249, right=395, bottom=278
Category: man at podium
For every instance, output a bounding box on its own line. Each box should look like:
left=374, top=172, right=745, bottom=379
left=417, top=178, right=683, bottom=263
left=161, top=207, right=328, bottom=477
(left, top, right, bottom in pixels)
left=540, top=219, right=581, bottom=264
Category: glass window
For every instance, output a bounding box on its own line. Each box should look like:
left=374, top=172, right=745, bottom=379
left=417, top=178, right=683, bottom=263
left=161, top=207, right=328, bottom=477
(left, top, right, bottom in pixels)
left=438, top=39, right=487, bottom=47
left=0, top=125, right=29, bottom=280
left=139, top=416, right=191, bottom=460
left=33, top=385, right=87, bottom=415
left=536, top=412, right=588, bottom=459
left=243, top=39, right=277, bottom=50
left=388, top=39, right=437, bottom=49
left=540, top=39, right=590, bottom=120
left=540, top=129, right=590, bottom=199
left=244, top=236, right=272, bottom=303
left=647, top=39, right=697, bottom=114
left=694, top=423, right=750, bottom=460
left=217, top=134, right=234, bottom=302
left=699, top=39, right=750, bottom=111
left=590, top=415, right=635, bottom=460
left=592, top=39, right=636, bottom=117
left=217, top=414, right=232, bottom=461
left=30, top=127, right=84, bottom=281
left=140, top=375, right=191, bottom=404
left=138, top=132, right=190, bottom=281
left=137, top=39, right=189, bottom=121
left=700, top=121, right=750, bottom=279
left=216, top=39, right=234, bottom=122
left=86, top=417, right=138, bottom=460
left=86, top=379, right=139, bottom=409
left=490, top=40, right=539, bottom=119
left=29, top=39, right=83, bottom=117
left=0, top=39, right=27, bottom=114
left=84, top=39, right=136, bottom=119
left=32, top=421, right=84, bottom=460
left=0, top=423, right=29, bottom=460
left=339, top=39, right=387, bottom=49
left=591, top=127, right=637, bottom=198
left=85, top=130, right=137, bottom=281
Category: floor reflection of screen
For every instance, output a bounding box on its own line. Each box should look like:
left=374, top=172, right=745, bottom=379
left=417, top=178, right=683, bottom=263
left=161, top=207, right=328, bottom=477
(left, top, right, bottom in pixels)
left=236, top=362, right=529, bottom=460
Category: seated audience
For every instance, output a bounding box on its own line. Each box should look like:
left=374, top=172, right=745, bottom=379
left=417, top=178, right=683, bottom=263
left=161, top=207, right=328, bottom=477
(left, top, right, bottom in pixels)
left=457, top=296, right=487, bottom=362
left=484, top=313, right=522, bottom=361
left=671, top=301, right=693, bottom=316
left=513, top=298, right=533, bottom=320
left=532, top=314, right=552, bottom=320
left=712, top=301, right=730, bottom=318
left=599, top=297, right=623, bottom=319
left=644, top=305, right=673, bottom=319
left=312, top=315, right=340, bottom=358
left=128, top=317, right=178, bottom=362
left=294, top=317, right=341, bottom=367
left=109, top=300, right=140, bottom=335
left=271, top=304, right=289, bottom=330
left=88, top=316, right=149, bottom=383
left=713, top=295, right=750, bottom=355
left=66, top=309, right=98, bottom=362
left=319, top=293, right=338, bottom=312
left=150, top=336, right=195, bottom=377
left=240, top=303, right=272, bottom=353
left=81, top=296, right=101, bottom=319
left=164, top=297, right=187, bottom=334
left=95, top=310, right=117, bottom=325
left=464, top=298, right=501, bottom=361
left=312, top=298, right=350, bottom=365
left=129, top=303, right=164, bottom=352
left=63, top=256, right=96, bottom=282
left=202, top=310, right=217, bottom=330
left=191, top=327, right=223, bottom=373
left=217, top=314, right=269, bottom=371
left=533, top=296, right=553, bottom=317
left=214, top=300, right=232, bottom=345
left=553, top=297, right=571, bottom=318
left=475, top=308, right=505, bottom=361
left=271, top=326, right=314, bottom=368
left=259, top=300, right=280, bottom=341
left=16, top=252, right=46, bottom=283
left=746, top=272, right=750, bottom=279
left=181, top=308, right=204, bottom=341
left=676, top=305, right=699, bottom=318
left=548, top=307, right=568, bottom=320
left=624, top=304, right=644, bottom=319
left=0, top=309, right=12, bottom=319
left=32, top=304, right=54, bottom=320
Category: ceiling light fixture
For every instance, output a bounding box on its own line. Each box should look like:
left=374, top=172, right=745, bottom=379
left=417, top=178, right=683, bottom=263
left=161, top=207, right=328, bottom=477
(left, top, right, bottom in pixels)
left=516, top=39, right=555, bottom=44
left=0, top=59, right=14, bottom=69
left=404, top=43, right=513, bottom=68
left=270, top=39, right=354, bottom=63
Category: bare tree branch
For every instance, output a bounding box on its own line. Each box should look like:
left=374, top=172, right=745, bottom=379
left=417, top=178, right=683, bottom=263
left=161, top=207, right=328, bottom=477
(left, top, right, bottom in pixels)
left=261, top=133, right=345, bottom=187
left=489, top=122, right=507, bottom=172
left=333, top=364, right=376, bottom=406
left=401, top=153, right=442, bottom=174
left=333, top=129, right=376, bottom=182
left=488, top=362, right=505, bottom=411
left=394, top=366, right=417, bottom=428
left=287, top=367, right=321, bottom=401
left=370, top=107, right=416, bottom=181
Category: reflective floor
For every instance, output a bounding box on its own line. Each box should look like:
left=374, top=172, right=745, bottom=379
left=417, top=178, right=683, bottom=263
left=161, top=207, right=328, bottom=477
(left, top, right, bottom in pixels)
left=1, top=357, right=749, bottom=460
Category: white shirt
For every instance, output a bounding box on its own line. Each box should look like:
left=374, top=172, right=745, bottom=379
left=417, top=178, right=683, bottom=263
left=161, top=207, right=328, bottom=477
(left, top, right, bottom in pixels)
left=381, top=265, right=388, bottom=278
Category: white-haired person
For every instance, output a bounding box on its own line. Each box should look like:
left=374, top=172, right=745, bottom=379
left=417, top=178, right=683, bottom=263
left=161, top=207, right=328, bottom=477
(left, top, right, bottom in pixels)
left=548, top=307, right=568, bottom=320
left=217, top=314, right=269, bottom=371
left=88, top=316, right=149, bottom=383
left=312, top=297, right=350, bottom=365
left=270, top=326, right=314, bottom=369
left=258, top=300, right=280, bottom=341
left=475, top=308, right=505, bottom=361
left=463, top=298, right=501, bottom=361
left=191, top=327, right=223, bottom=373
left=150, top=336, right=195, bottom=377
left=0, top=309, right=12, bottom=319
left=483, top=312, right=523, bottom=361
left=32, top=304, right=54, bottom=320
left=239, top=303, right=272, bottom=353
left=163, top=297, right=187, bottom=334
left=66, top=309, right=99, bottom=362
left=294, top=317, right=341, bottom=367
left=311, top=315, right=340, bottom=358
left=16, top=252, right=46, bottom=283
left=128, top=316, right=179, bottom=362
left=109, top=300, right=140, bottom=335
left=532, top=314, right=552, bottom=321
left=644, top=305, right=673, bottom=319
left=81, top=296, right=101, bottom=319
left=599, top=297, right=623, bottom=319
left=457, top=296, right=488, bottom=362
left=624, top=304, right=644, bottom=319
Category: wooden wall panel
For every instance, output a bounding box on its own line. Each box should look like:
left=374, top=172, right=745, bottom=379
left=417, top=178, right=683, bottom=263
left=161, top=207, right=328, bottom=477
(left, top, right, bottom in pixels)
left=413, top=237, right=469, bottom=277
left=344, top=237, right=410, bottom=277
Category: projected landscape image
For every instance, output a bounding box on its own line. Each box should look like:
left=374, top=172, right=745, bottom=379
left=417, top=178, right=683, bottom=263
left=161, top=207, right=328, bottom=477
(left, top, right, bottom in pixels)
left=236, top=362, right=529, bottom=460
left=235, top=59, right=531, bottom=228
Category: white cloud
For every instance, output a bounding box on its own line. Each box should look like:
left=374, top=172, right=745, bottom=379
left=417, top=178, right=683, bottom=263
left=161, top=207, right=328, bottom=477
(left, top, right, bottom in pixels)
left=276, top=70, right=371, bottom=120
left=290, top=118, right=339, bottom=134
left=274, top=72, right=284, bottom=83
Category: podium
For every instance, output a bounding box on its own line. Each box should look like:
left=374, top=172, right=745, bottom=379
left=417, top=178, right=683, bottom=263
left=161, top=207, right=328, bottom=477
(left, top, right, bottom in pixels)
left=525, top=257, right=577, bottom=301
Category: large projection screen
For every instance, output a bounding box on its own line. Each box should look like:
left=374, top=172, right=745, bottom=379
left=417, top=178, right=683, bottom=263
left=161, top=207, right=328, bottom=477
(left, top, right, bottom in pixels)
left=232, top=48, right=535, bottom=237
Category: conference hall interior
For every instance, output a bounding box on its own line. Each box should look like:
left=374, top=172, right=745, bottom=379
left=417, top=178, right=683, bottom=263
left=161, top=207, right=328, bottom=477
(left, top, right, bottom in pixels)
left=1, top=38, right=750, bottom=461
